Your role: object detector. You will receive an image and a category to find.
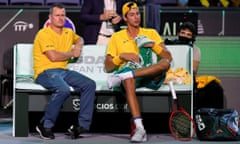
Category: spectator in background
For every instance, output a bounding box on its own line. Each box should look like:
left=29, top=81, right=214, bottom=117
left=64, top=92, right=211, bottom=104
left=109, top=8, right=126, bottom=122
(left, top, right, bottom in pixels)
left=79, top=0, right=130, bottom=45
left=200, top=0, right=230, bottom=7
left=104, top=2, right=172, bottom=142
left=178, top=22, right=201, bottom=77
left=33, top=3, right=96, bottom=140
left=231, top=0, right=240, bottom=7
left=177, top=0, right=189, bottom=7
left=165, top=21, right=201, bottom=77
left=188, top=0, right=202, bottom=6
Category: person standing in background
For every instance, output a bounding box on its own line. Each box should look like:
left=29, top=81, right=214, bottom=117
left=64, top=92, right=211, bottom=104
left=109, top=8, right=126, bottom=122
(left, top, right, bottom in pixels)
left=165, top=21, right=201, bottom=77
left=79, top=0, right=130, bottom=45
left=178, top=21, right=201, bottom=77
left=177, top=21, right=201, bottom=77
left=33, top=3, right=96, bottom=140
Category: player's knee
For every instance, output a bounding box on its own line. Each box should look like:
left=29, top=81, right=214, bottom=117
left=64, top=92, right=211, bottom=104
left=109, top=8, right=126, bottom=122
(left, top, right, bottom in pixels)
left=58, top=87, right=71, bottom=96
left=86, top=79, right=96, bottom=90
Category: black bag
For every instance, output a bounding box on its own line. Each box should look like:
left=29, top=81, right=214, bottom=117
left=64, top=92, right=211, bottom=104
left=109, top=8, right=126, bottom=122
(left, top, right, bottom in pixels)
left=194, top=80, right=224, bottom=110
left=195, top=108, right=240, bottom=141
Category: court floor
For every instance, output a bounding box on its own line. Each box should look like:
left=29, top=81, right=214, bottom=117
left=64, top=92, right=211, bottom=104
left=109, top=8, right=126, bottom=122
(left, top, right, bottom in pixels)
left=1, top=119, right=240, bottom=144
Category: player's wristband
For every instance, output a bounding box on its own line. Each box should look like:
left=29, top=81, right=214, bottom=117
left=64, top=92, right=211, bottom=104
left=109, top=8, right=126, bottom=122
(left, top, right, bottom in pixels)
left=112, top=56, right=123, bottom=66
left=160, top=58, right=171, bottom=65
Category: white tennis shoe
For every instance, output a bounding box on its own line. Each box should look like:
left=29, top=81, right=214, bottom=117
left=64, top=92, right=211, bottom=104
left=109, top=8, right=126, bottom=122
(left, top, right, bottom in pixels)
left=130, top=127, right=147, bottom=143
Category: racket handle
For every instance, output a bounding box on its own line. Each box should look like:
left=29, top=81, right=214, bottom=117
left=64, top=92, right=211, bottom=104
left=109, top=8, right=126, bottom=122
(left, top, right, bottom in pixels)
left=169, top=81, right=177, bottom=100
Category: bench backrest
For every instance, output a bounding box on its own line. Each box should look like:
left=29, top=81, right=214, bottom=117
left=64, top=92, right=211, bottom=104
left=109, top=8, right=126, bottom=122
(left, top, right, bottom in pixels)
left=14, top=43, right=34, bottom=78
left=14, top=44, right=192, bottom=91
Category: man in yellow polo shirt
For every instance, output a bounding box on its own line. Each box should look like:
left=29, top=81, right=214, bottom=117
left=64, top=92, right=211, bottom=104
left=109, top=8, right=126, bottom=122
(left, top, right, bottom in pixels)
left=104, top=2, right=172, bottom=143
left=33, top=3, right=96, bottom=140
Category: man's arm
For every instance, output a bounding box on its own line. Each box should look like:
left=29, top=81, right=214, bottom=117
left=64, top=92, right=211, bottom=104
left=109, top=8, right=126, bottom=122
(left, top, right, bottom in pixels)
left=193, top=46, right=201, bottom=76
left=45, top=37, right=83, bottom=62
left=104, top=54, right=119, bottom=73
left=159, top=43, right=172, bottom=60
left=105, top=52, right=141, bottom=73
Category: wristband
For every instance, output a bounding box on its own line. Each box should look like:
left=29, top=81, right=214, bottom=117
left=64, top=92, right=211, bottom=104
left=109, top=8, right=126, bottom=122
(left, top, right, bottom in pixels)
left=160, top=58, right=171, bottom=65
left=112, top=56, right=122, bottom=66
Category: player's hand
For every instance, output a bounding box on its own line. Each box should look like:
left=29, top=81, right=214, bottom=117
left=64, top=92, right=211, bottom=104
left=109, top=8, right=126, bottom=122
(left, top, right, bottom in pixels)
left=119, top=53, right=140, bottom=63
left=143, top=42, right=155, bottom=48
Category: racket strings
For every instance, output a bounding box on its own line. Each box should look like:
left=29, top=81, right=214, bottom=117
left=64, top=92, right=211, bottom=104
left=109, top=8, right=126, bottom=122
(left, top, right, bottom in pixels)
left=171, top=112, right=192, bottom=138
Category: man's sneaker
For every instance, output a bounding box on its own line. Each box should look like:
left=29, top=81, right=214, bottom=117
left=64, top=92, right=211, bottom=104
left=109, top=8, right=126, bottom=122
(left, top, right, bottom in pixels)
left=68, top=125, right=88, bottom=139
left=36, top=124, right=55, bottom=140
left=130, top=127, right=147, bottom=143
left=107, top=74, right=122, bottom=89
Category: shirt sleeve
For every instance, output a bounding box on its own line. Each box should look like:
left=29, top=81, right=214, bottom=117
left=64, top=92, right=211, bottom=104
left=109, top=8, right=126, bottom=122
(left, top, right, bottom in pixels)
left=73, top=31, right=80, bottom=44
left=106, top=34, right=118, bottom=58
left=150, top=29, right=164, bottom=55
left=193, top=46, right=201, bottom=62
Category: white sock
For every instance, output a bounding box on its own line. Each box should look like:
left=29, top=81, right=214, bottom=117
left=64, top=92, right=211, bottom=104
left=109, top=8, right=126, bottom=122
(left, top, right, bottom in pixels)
left=118, top=71, right=134, bottom=80
left=134, top=117, right=144, bottom=129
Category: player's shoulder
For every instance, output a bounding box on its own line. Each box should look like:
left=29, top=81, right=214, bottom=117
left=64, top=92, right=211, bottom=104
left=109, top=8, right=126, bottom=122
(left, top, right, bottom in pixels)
left=193, top=45, right=200, bottom=50
left=36, top=27, right=50, bottom=37
left=140, top=27, right=158, bottom=33
left=112, top=29, right=127, bottom=38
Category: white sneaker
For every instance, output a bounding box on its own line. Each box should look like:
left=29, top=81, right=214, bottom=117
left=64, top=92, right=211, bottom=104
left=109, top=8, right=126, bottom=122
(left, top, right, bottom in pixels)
left=107, top=74, right=122, bottom=89
left=131, top=127, right=147, bottom=143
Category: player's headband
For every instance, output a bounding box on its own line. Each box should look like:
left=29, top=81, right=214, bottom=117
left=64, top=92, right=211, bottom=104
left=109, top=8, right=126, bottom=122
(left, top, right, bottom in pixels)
left=122, top=2, right=138, bottom=16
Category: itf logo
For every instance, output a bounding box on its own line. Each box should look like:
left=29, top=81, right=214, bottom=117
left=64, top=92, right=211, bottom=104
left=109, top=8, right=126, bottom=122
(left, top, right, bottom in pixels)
left=13, top=21, right=34, bottom=32
left=43, top=17, right=76, bottom=32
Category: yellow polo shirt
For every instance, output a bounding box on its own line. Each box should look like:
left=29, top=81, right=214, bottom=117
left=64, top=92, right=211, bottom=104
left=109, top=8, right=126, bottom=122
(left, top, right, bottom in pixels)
left=107, top=28, right=164, bottom=69
left=33, top=27, right=79, bottom=79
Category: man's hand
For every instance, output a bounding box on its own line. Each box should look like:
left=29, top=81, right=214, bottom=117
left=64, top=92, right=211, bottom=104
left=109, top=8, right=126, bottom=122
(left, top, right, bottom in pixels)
left=143, top=42, right=155, bottom=48
left=71, top=47, right=81, bottom=57
left=111, top=15, right=121, bottom=24
left=119, top=53, right=140, bottom=63
left=71, top=37, right=83, bottom=57
left=100, top=10, right=116, bottom=21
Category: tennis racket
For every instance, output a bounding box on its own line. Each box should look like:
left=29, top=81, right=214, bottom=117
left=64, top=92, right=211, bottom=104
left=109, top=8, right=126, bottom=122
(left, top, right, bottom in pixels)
left=168, top=81, right=196, bottom=141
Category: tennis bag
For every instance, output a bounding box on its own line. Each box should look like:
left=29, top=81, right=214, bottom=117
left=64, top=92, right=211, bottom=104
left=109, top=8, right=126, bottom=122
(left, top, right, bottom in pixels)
left=194, top=108, right=240, bottom=141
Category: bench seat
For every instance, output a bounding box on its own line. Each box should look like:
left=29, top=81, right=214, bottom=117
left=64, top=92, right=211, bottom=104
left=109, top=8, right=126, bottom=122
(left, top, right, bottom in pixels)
left=15, top=79, right=191, bottom=92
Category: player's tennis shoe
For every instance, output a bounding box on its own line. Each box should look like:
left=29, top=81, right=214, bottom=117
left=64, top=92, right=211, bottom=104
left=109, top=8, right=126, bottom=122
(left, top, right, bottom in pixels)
left=130, top=127, right=147, bottom=143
